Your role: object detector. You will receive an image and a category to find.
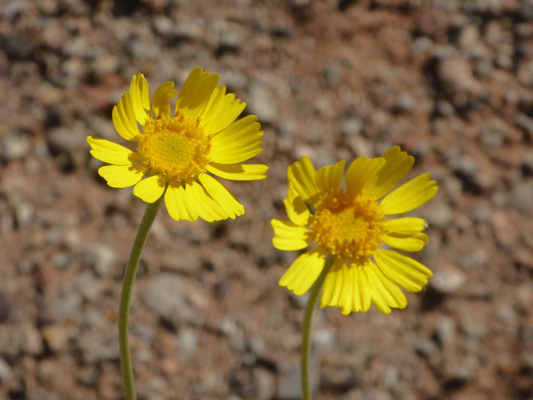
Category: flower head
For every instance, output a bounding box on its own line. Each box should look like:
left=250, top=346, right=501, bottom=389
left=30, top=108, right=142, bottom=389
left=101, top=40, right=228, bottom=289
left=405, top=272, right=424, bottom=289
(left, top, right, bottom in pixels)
left=271, top=147, right=438, bottom=314
left=88, top=68, right=268, bottom=222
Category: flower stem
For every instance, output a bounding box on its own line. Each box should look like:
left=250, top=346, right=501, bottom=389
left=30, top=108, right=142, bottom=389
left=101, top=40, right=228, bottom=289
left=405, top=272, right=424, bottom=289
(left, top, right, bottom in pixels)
left=301, top=255, right=334, bottom=400
left=118, top=197, right=163, bottom=400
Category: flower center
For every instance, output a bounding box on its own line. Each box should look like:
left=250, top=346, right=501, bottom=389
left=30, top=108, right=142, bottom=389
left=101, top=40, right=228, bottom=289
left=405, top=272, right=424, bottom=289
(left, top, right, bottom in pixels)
left=310, top=190, right=385, bottom=263
left=137, top=112, right=211, bottom=184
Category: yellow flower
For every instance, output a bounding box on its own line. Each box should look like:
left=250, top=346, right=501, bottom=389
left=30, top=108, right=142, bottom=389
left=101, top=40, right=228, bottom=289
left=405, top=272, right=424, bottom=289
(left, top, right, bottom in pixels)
left=88, top=67, right=268, bottom=222
left=271, top=147, right=438, bottom=315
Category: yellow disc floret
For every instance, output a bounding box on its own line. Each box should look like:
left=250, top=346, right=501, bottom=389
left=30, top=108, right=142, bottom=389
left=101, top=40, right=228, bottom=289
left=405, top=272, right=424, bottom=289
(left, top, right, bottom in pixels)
left=137, top=112, right=212, bottom=185
left=310, top=190, right=385, bottom=264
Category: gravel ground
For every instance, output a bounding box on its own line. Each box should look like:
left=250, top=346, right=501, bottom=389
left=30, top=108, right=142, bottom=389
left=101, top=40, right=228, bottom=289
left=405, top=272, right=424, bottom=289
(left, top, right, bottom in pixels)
left=0, top=0, right=532, bottom=399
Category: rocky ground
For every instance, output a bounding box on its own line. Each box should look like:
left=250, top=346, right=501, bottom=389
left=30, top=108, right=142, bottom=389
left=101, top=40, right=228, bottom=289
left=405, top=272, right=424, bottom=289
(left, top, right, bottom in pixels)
left=0, top=0, right=533, bottom=399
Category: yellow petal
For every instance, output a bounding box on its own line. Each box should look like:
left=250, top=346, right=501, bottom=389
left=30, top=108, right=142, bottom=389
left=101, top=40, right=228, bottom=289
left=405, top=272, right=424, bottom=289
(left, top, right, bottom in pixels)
left=129, top=73, right=151, bottom=125
left=175, top=67, right=220, bottom=121
left=382, top=231, right=429, bottom=252
left=366, top=262, right=407, bottom=314
left=186, top=181, right=228, bottom=222
left=271, top=219, right=312, bottom=251
left=206, top=163, right=268, bottom=181
left=210, top=115, right=263, bottom=164
left=164, top=184, right=199, bottom=221
left=98, top=164, right=145, bottom=188
left=198, top=173, right=244, bottom=219
left=320, top=258, right=344, bottom=309
left=374, top=249, right=433, bottom=293
left=200, top=85, right=246, bottom=135
left=316, top=161, right=346, bottom=194
left=321, top=260, right=372, bottom=314
left=112, top=92, right=140, bottom=141
left=384, top=217, right=428, bottom=235
left=380, top=173, right=438, bottom=215
left=279, top=248, right=326, bottom=296
left=284, top=185, right=311, bottom=226
left=87, top=136, right=137, bottom=165
left=351, top=263, right=372, bottom=313
left=133, top=175, right=165, bottom=203
left=152, top=81, right=177, bottom=118
left=346, top=157, right=386, bottom=195
left=368, top=147, right=414, bottom=199
left=287, top=156, right=320, bottom=204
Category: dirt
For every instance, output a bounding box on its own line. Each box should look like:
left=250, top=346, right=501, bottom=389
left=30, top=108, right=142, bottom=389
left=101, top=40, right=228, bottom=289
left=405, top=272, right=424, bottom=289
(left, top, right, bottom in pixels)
left=0, top=0, right=532, bottom=399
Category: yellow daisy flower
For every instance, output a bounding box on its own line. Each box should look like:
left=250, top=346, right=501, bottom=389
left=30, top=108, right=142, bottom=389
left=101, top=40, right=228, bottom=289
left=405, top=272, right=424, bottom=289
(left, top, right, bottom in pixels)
left=87, top=67, right=268, bottom=222
left=271, top=147, right=438, bottom=315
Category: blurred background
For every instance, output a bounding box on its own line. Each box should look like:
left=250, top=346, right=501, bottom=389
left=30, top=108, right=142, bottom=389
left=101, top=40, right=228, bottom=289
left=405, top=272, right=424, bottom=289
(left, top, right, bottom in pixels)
left=0, top=0, right=532, bottom=399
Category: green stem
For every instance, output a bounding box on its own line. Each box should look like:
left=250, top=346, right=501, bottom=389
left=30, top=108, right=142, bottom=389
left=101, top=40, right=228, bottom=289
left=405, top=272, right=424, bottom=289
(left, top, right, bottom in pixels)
left=118, top=197, right=163, bottom=400
left=301, top=255, right=334, bottom=400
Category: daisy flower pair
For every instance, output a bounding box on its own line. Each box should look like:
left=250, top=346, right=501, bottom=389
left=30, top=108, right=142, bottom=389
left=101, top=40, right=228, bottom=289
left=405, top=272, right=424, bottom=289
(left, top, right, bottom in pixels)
left=88, top=67, right=437, bottom=315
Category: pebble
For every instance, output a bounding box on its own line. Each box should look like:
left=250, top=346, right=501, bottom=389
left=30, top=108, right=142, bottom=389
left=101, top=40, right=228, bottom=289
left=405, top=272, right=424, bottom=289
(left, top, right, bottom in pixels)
left=84, top=244, right=117, bottom=278
left=143, top=274, right=204, bottom=328
left=278, top=354, right=320, bottom=400
left=41, top=324, right=70, bottom=353
left=254, top=367, right=276, bottom=400
left=0, top=357, right=12, bottom=383
left=323, top=60, right=344, bottom=87
left=459, top=249, right=488, bottom=270
left=247, top=83, right=278, bottom=124
left=437, top=57, right=480, bottom=97
left=21, top=323, right=44, bottom=356
left=421, top=202, right=453, bottom=229
left=175, top=328, right=197, bottom=361
left=430, top=264, right=466, bottom=294
left=479, top=118, right=509, bottom=148
left=508, top=181, right=533, bottom=216
left=0, top=134, right=32, bottom=161
left=46, top=125, right=86, bottom=156
left=436, top=316, right=456, bottom=346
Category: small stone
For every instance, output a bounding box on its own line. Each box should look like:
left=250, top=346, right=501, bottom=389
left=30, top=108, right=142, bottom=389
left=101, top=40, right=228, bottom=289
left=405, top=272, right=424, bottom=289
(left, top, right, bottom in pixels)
left=323, top=60, right=344, bottom=87
left=143, top=274, right=204, bottom=328
left=254, top=368, right=276, bottom=400
left=52, top=252, right=70, bottom=269
left=22, top=323, right=44, bottom=356
left=421, top=202, right=453, bottom=229
left=247, top=83, right=278, bottom=124
left=508, top=181, right=533, bottom=216
left=278, top=355, right=320, bottom=400
left=91, top=54, right=120, bottom=81
left=0, top=358, right=12, bottom=383
left=459, top=25, right=479, bottom=49
left=459, top=249, right=487, bottom=270
left=444, top=356, right=479, bottom=383
left=46, top=125, right=85, bottom=155
left=177, top=328, right=198, bottom=361
left=496, top=305, right=516, bottom=323
left=339, top=117, right=363, bottom=137
left=1, top=134, right=32, bottom=161
left=437, top=57, right=481, bottom=103
left=430, top=264, right=466, bottom=294
left=479, top=118, right=509, bottom=148
left=460, top=314, right=488, bottom=339
left=42, top=324, right=70, bottom=353
left=436, top=316, right=456, bottom=346
left=84, top=244, right=116, bottom=277
left=153, top=15, right=174, bottom=37
left=417, top=5, right=449, bottom=37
